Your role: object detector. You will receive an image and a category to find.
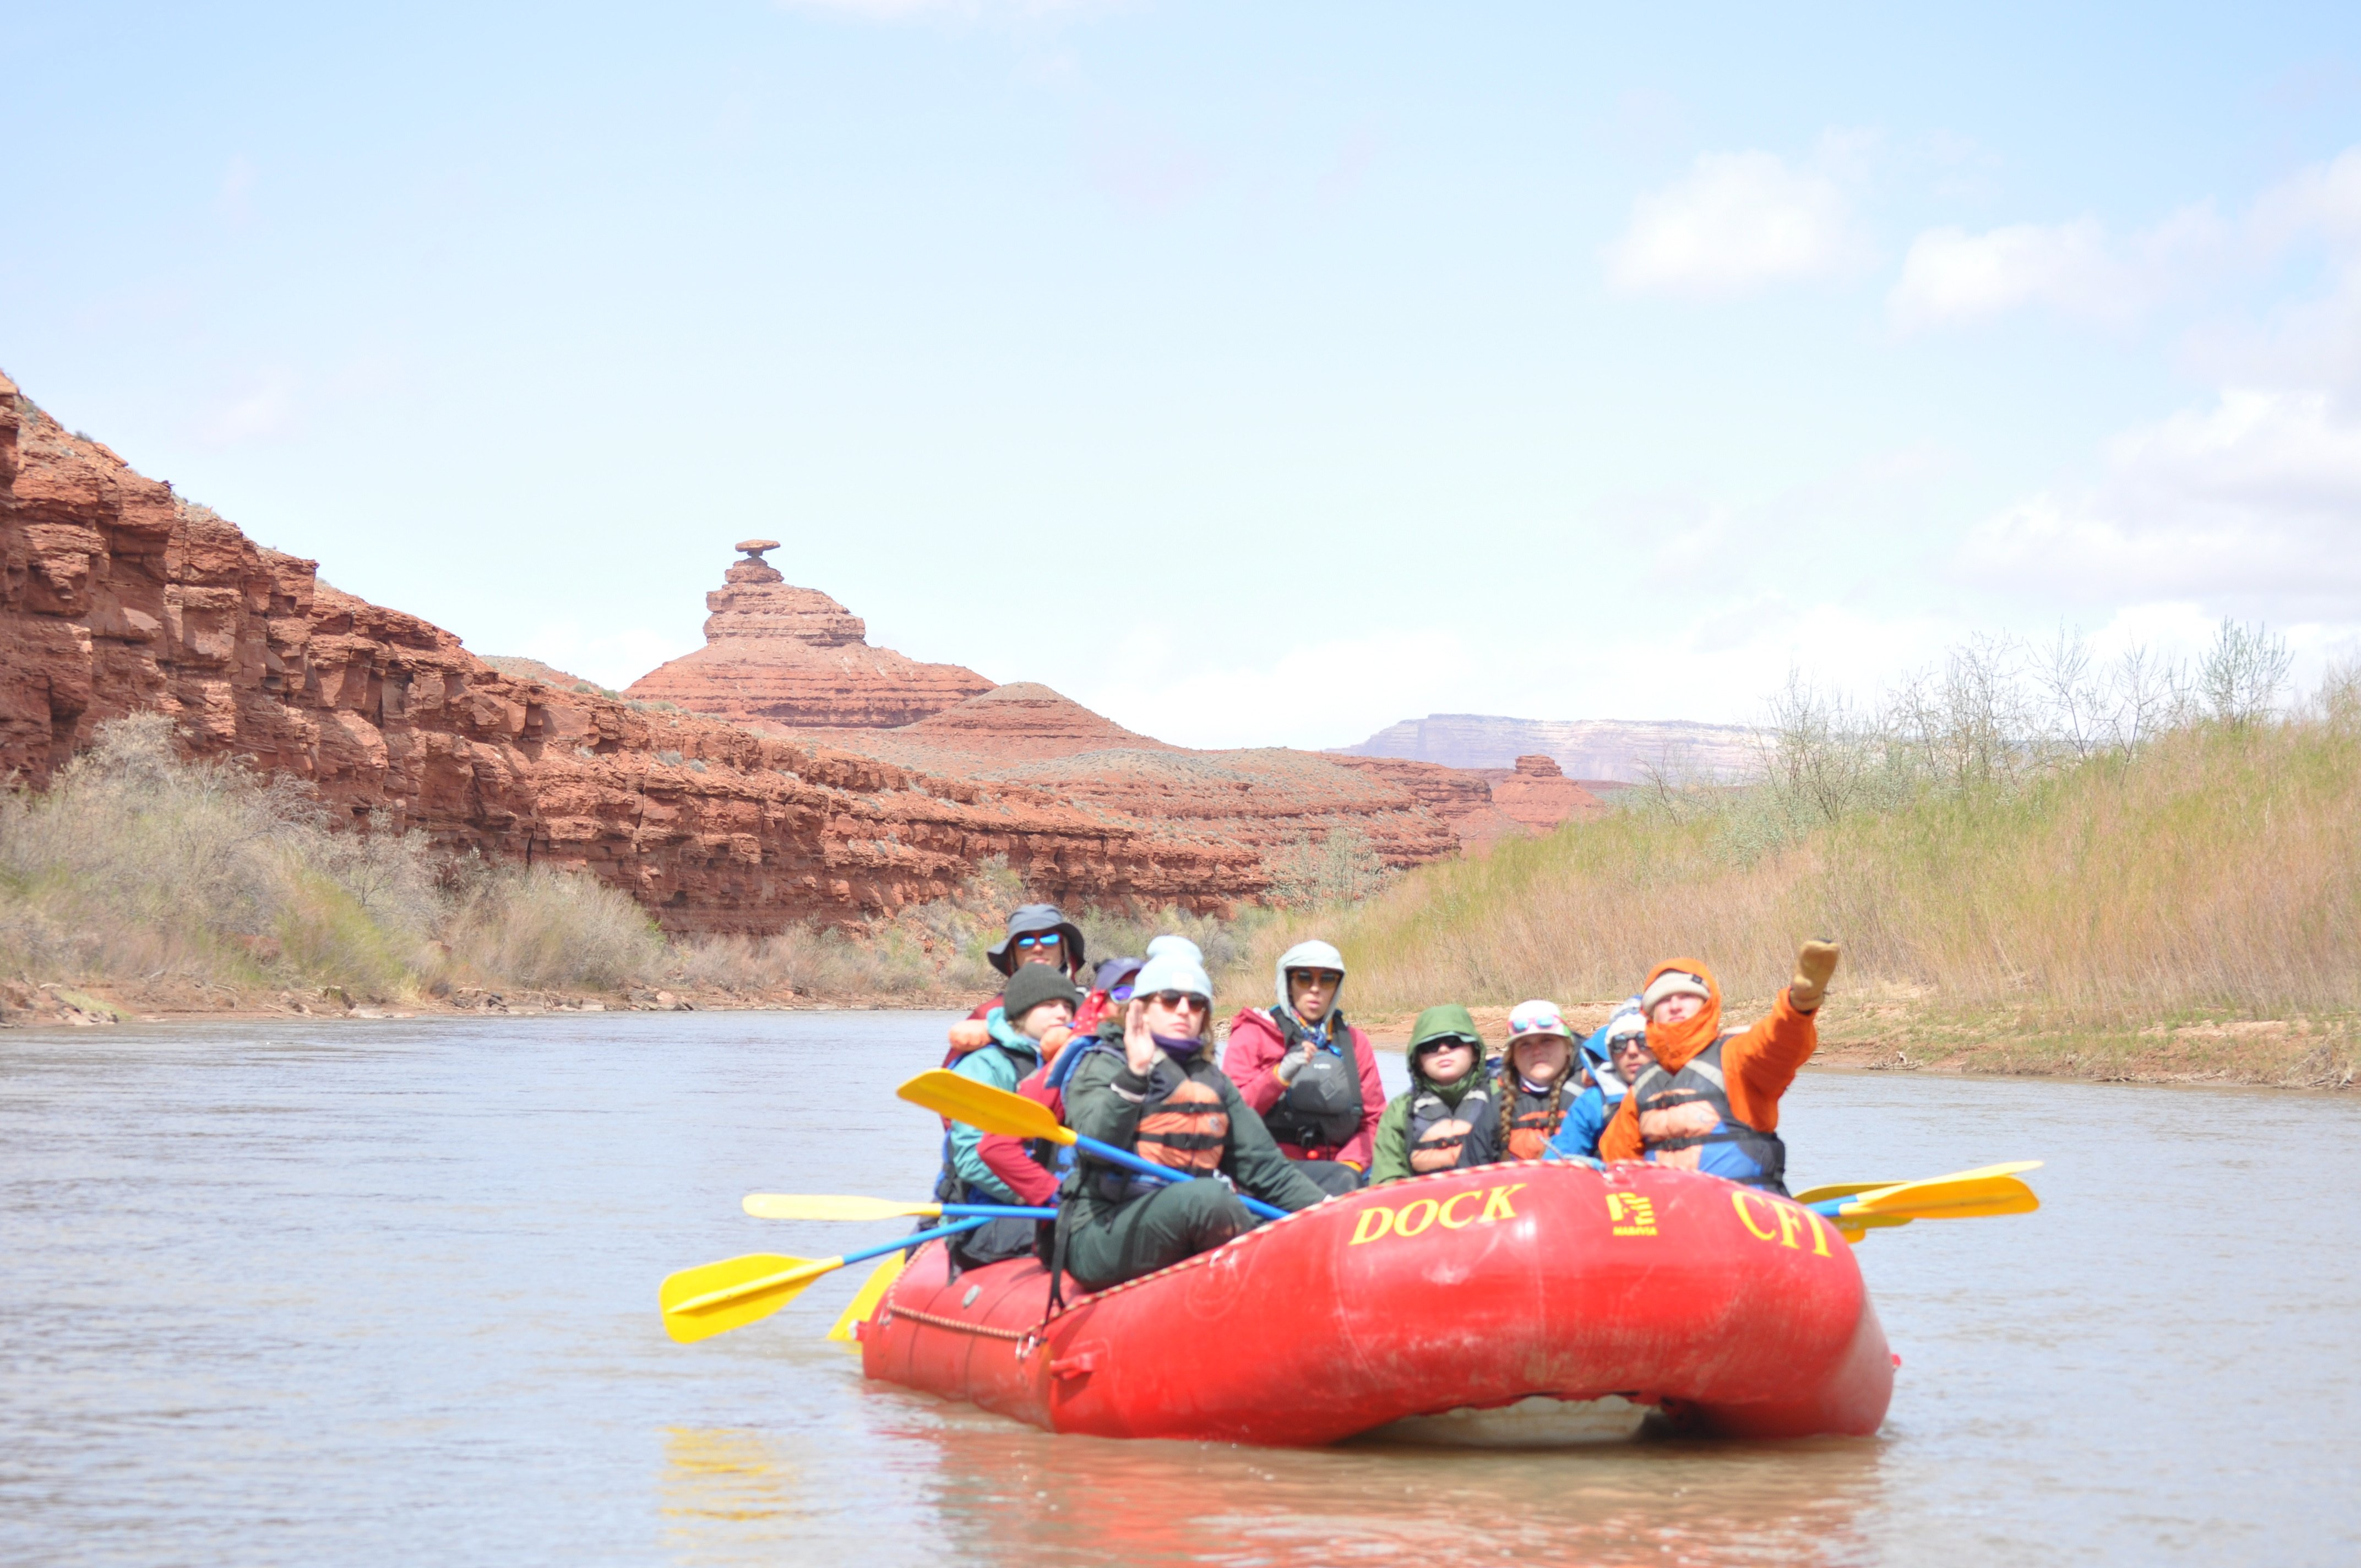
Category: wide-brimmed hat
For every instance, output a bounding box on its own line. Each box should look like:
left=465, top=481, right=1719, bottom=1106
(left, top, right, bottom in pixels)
left=986, top=903, right=1086, bottom=977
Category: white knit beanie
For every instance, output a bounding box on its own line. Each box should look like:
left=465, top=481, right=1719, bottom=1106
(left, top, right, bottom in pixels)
left=1133, top=942, right=1214, bottom=1003
left=1640, top=969, right=1711, bottom=1015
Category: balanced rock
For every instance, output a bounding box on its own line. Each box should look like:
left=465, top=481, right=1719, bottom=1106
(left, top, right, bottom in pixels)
left=1489, top=753, right=1607, bottom=834
left=625, top=541, right=993, bottom=728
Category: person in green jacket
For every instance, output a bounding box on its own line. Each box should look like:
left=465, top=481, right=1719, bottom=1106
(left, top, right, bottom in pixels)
left=932, top=963, right=1079, bottom=1267
left=1058, top=939, right=1330, bottom=1291
left=1370, top=1005, right=1502, bottom=1183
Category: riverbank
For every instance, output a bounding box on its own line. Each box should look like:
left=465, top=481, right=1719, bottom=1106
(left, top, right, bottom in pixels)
left=16, top=977, right=2352, bottom=1090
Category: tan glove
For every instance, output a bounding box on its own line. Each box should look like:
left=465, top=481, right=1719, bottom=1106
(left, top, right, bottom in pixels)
left=1789, top=940, right=1841, bottom=1012
left=947, top=1019, right=991, bottom=1050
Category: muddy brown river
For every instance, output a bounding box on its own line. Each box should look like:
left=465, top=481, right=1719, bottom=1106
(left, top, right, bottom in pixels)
left=3, top=1011, right=2356, bottom=1565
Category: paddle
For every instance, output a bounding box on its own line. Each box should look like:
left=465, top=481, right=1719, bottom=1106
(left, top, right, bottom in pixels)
left=744, top=1194, right=1059, bottom=1222
left=660, top=1216, right=992, bottom=1344
left=827, top=1254, right=905, bottom=1347
left=1802, top=1161, right=2043, bottom=1240
left=896, top=1069, right=1291, bottom=1222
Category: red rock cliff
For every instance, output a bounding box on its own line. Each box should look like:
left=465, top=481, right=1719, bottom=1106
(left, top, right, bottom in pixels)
left=0, top=373, right=1465, bottom=925
left=623, top=541, right=994, bottom=728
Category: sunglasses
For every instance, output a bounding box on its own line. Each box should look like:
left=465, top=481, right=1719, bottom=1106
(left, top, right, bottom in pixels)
left=1413, top=1036, right=1478, bottom=1055
left=1286, top=970, right=1343, bottom=986
left=1109, top=984, right=1135, bottom=1002
left=1014, top=933, right=1063, bottom=948
left=1146, top=990, right=1208, bottom=1012
left=1510, top=1017, right=1566, bottom=1036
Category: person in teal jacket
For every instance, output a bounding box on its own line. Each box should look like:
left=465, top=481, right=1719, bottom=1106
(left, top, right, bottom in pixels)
left=932, top=964, right=1080, bottom=1267
left=1547, top=997, right=1646, bottom=1162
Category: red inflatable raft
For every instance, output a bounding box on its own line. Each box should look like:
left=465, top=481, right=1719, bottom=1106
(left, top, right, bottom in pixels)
left=858, top=1161, right=1894, bottom=1446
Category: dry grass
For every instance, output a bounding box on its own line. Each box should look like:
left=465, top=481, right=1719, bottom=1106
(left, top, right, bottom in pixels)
left=1243, top=701, right=2361, bottom=1082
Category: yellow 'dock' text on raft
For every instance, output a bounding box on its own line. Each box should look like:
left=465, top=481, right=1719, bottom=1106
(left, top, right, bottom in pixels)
left=1347, top=1183, right=1528, bottom=1245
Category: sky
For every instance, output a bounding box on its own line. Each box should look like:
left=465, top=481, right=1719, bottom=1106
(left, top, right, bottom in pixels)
left=7, top=1, right=2361, bottom=749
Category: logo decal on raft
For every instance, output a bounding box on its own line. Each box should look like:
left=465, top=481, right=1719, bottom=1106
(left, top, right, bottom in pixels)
left=1605, top=1193, right=1657, bottom=1235
left=1731, top=1189, right=1835, bottom=1256
left=1347, top=1182, right=1527, bottom=1245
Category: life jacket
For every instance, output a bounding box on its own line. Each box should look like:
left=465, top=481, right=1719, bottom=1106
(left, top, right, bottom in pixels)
left=1259, top=1008, right=1365, bottom=1153
left=1629, top=1037, right=1789, bottom=1193
left=932, top=1039, right=1038, bottom=1199
left=1407, top=1078, right=1499, bottom=1174
left=1500, top=1075, right=1571, bottom=1161
left=1069, top=1038, right=1232, bottom=1203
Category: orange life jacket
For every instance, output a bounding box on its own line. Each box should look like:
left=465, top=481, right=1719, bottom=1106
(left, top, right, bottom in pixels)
left=1136, top=1070, right=1228, bottom=1175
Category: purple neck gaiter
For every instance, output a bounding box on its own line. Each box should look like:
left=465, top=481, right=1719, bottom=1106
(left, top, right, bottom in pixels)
left=1152, top=1032, right=1205, bottom=1059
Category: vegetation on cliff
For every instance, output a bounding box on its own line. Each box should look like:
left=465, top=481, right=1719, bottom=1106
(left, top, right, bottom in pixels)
left=0, top=715, right=1264, bottom=1017
left=1247, top=625, right=2361, bottom=1087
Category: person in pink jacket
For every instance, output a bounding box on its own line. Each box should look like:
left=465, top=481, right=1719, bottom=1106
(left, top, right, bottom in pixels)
left=1221, top=940, right=1385, bottom=1194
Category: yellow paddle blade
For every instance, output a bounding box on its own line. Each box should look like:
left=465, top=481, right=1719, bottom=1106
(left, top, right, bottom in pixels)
left=743, top=1194, right=944, bottom=1222
left=1840, top=1163, right=2044, bottom=1223
left=659, top=1251, right=844, bottom=1344
left=827, top=1253, right=907, bottom=1348
left=897, top=1069, right=1074, bottom=1144
left=1796, top=1161, right=2042, bottom=1209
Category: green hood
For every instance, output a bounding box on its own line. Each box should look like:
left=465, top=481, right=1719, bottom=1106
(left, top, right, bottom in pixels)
left=1406, top=1003, right=1486, bottom=1106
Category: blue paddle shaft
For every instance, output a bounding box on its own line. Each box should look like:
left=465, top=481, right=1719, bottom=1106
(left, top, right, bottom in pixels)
left=1069, top=1131, right=1290, bottom=1221
left=842, top=1215, right=991, bottom=1266
left=939, top=1204, right=1061, bottom=1220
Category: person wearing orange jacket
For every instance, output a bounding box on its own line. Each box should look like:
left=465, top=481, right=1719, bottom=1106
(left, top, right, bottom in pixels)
left=1597, top=941, right=1841, bottom=1194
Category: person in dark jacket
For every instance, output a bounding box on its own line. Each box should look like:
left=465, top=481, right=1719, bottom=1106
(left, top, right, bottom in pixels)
left=1058, top=941, right=1329, bottom=1291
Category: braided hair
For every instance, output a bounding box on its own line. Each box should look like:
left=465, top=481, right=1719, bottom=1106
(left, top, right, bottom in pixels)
left=1500, top=1042, right=1571, bottom=1152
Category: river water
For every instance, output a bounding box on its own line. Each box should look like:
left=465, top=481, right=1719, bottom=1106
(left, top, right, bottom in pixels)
left=3, top=1011, right=2356, bottom=1566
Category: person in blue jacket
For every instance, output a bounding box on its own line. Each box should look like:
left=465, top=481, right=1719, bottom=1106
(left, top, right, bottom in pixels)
left=1547, top=997, right=1649, bottom=1162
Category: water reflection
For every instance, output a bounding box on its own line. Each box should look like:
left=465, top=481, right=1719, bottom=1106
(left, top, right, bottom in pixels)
left=659, top=1428, right=805, bottom=1536
left=882, top=1407, right=1887, bottom=1567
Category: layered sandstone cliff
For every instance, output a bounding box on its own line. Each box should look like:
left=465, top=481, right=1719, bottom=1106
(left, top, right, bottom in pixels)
left=809, top=685, right=1462, bottom=875
left=0, top=373, right=1237, bottom=927
left=624, top=542, right=993, bottom=728
left=0, top=372, right=1470, bottom=925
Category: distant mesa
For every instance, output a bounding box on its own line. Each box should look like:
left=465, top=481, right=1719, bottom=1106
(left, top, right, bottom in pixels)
left=624, top=541, right=994, bottom=729
left=1335, top=714, right=1755, bottom=782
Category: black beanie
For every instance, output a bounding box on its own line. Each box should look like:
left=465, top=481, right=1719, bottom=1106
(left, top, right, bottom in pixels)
left=1003, top=965, right=1082, bottom=1026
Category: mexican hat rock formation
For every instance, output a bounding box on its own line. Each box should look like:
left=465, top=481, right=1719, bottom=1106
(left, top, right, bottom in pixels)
left=624, top=541, right=993, bottom=729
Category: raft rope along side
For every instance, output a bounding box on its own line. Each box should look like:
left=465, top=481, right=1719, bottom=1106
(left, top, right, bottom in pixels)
left=880, top=1182, right=1342, bottom=1358
left=879, top=1304, right=1034, bottom=1341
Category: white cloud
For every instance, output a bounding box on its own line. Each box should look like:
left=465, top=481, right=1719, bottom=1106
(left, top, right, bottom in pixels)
left=1957, top=388, right=2361, bottom=611
left=1889, top=148, right=2361, bottom=333
left=1889, top=204, right=2227, bottom=330
left=1606, top=149, right=1870, bottom=298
